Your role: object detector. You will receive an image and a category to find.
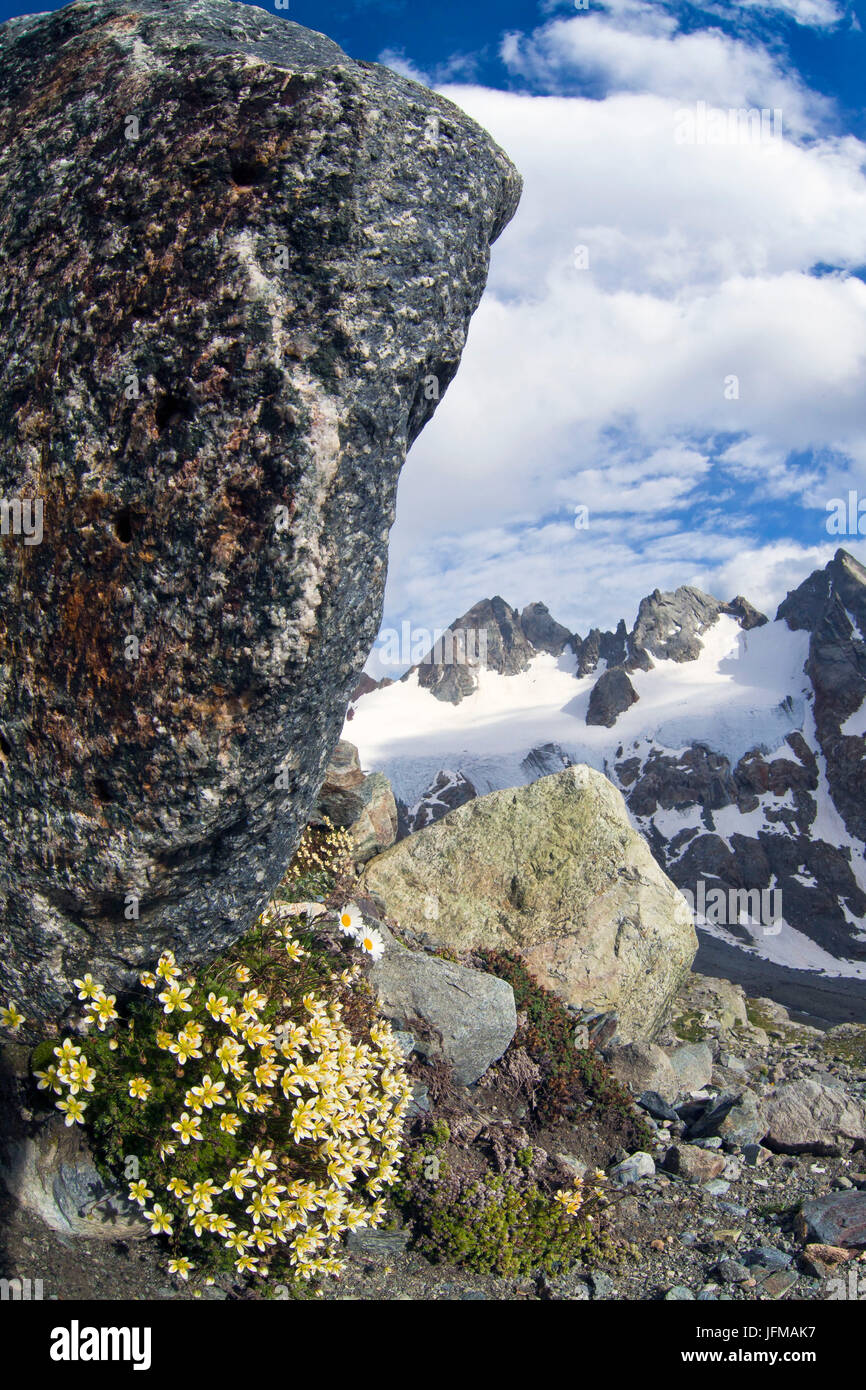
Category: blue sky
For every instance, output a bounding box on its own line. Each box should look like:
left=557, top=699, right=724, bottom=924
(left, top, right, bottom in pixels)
left=4, top=0, right=866, bottom=657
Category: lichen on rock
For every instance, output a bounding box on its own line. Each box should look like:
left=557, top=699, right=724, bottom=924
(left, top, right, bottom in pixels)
left=0, top=0, right=521, bottom=1025
left=362, top=765, right=698, bottom=1041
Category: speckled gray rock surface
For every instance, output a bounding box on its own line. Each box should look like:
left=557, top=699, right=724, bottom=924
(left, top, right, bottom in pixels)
left=0, top=0, right=520, bottom=1026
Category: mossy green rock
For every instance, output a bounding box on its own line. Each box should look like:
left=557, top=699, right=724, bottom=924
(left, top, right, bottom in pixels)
left=363, top=766, right=697, bottom=1040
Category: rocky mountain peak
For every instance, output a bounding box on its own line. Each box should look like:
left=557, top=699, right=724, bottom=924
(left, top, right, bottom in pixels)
left=415, top=595, right=566, bottom=702
left=519, top=601, right=574, bottom=656
left=777, top=548, right=866, bottom=636
left=627, top=584, right=767, bottom=669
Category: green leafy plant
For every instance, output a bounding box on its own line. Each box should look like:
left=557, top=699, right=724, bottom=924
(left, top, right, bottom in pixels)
left=478, top=950, right=653, bottom=1146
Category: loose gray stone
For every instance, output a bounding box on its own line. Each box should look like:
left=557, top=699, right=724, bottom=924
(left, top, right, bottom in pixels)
left=363, top=765, right=698, bottom=1042
left=667, top=1042, right=714, bottom=1095
left=745, top=1247, right=793, bottom=1270
left=763, top=1079, right=866, bottom=1156
left=609, top=1152, right=656, bottom=1185
left=638, top=1090, right=679, bottom=1122
left=369, top=925, right=516, bottom=1085
left=758, top=1270, right=799, bottom=1299
left=0, top=1119, right=147, bottom=1239
left=688, top=1089, right=766, bottom=1146
left=314, top=741, right=398, bottom=863
left=800, top=1191, right=866, bottom=1249
left=589, top=1272, right=615, bottom=1299
left=663, top=1144, right=727, bottom=1184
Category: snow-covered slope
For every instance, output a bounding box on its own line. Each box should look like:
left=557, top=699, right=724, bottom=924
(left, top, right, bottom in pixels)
left=348, top=552, right=866, bottom=992
left=351, top=615, right=809, bottom=805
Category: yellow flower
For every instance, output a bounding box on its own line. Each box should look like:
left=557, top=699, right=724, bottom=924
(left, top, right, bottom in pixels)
left=158, top=983, right=193, bottom=1015
left=220, top=1112, right=241, bottom=1135
left=128, top=1076, right=151, bottom=1101
left=66, top=1057, right=96, bottom=1094
left=139, top=971, right=157, bottom=989
left=225, top=1229, right=251, bottom=1253
left=205, top=992, right=230, bottom=1022
left=554, top=1187, right=584, bottom=1217
left=73, top=974, right=103, bottom=1001
left=166, top=1177, right=191, bottom=1198
left=223, top=1167, right=256, bottom=1199
left=155, top=1029, right=172, bottom=1050
left=235, top=965, right=251, bottom=984
left=167, top=1256, right=193, bottom=1280
left=143, top=1203, right=173, bottom=1235
left=198, top=1074, right=226, bottom=1108
left=34, top=1064, right=63, bottom=1095
left=247, top=1145, right=277, bottom=1178
left=128, top=1180, right=153, bottom=1206
left=56, top=1095, right=87, bottom=1126
left=170, top=1111, right=202, bottom=1145
left=184, top=1085, right=205, bottom=1114
left=89, top=995, right=119, bottom=1030
left=241, top=988, right=268, bottom=1015
left=155, top=951, right=178, bottom=980
left=235, top=1084, right=255, bottom=1113
left=191, top=1179, right=219, bottom=1211
left=168, top=1032, right=202, bottom=1064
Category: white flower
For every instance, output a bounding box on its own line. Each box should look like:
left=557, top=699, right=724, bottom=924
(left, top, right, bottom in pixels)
left=336, top=903, right=363, bottom=937
left=354, top=925, right=385, bottom=962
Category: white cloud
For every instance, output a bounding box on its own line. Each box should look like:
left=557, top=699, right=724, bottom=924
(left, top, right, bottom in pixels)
left=733, top=0, right=845, bottom=27
left=500, top=12, right=832, bottom=131
left=372, top=10, right=866, bottom=648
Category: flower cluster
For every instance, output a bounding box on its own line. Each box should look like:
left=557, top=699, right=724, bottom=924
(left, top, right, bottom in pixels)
left=34, top=1036, right=97, bottom=1127
left=335, top=902, right=385, bottom=963
left=284, top=818, right=354, bottom=900
left=553, top=1168, right=608, bottom=1218
left=50, top=900, right=411, bottom=1289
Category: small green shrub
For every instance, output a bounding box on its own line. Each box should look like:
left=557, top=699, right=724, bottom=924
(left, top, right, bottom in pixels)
left=478, top=951, right=653, bottom=1147
left=397, top=1160, right=609, bottom=1278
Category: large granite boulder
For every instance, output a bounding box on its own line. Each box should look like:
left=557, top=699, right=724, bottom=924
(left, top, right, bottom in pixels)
left=0, top=0, right=520, bottom=1026
left=363, top=765, right=698, bottom=1041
